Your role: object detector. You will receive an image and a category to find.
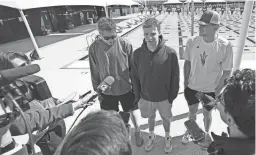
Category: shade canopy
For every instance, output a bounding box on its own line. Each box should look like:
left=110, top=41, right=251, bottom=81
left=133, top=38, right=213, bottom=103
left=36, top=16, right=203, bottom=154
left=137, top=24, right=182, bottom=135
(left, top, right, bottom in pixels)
left=186, top=0, right=226, bottom=3
left=205, top=0, right=226, bottom=3
left=163, top=0, right=186, bottom=4
left=0, top=0, right=107, bottom=10
left=106, top=0, right=140, bottom=6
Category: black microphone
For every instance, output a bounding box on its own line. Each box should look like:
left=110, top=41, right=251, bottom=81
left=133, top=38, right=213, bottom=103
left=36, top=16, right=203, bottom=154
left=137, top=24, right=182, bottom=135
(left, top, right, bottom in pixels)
left=81, top=76, right=115, bottom=103
left=0, top=64, right=40, bottom=87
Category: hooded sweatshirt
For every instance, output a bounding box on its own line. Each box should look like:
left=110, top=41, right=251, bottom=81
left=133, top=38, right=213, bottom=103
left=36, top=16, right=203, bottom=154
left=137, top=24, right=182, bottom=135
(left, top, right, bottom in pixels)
left=131, top=36, right=180, bottom=103
left=89, top=37, right=132, bottom=96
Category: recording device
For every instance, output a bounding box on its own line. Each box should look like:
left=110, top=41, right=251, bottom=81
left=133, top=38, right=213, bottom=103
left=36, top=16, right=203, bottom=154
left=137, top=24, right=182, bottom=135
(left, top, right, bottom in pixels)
left=81, top=76, right=115, bottom=103
left=1, top=65, right=53, bottom=112
left=0, top=65, right=42, bottom=155
left=195, top=92, right=213, bottom=111
left=184, top=119, right=205, bottom=142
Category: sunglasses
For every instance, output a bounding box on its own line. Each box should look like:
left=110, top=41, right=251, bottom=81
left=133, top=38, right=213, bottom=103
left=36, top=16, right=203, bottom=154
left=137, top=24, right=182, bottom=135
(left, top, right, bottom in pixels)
left=102, top=35, right=117, bottom=40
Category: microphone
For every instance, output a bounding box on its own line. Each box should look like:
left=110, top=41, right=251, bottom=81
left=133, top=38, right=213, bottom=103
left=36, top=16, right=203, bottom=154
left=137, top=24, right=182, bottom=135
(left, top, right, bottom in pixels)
left=82, top=76, right=115, bottom=103
left=0, top=64, right=40, bottom=87
left=67, top=76, right=115, bottom=134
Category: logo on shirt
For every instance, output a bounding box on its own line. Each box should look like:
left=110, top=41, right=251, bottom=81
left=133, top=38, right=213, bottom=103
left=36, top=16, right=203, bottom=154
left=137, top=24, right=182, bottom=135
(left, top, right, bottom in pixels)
left=200, top=51, right=208, bottom=66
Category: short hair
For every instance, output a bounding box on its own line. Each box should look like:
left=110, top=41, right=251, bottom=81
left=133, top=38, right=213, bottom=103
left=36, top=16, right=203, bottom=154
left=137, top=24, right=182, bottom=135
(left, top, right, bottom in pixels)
left=59, top=110, right=132, bottom=155
left=223, top=69, right=255, bottom=139
left=0, top=50, right=30, bottom=71
left=97, top=17, right=116, bottom=32
left=142, top=17, right=161, bottom=32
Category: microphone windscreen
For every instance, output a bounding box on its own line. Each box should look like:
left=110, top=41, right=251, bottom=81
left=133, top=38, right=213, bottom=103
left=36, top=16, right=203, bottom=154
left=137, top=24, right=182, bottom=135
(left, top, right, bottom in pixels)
left=0, top=64, right=40, bottom=86
left=103, top=76, right=115, bottom=86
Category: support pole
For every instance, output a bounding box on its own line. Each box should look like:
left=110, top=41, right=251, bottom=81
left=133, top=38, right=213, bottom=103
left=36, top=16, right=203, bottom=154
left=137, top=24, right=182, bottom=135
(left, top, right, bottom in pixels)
left=19, top=10, right=42, bottom=59
left=182, top=2, right=185, bottom=16
left=233, top=0, right=254, bottom=71
left=145, top=0, right=147, bottom=15
left=130, top=5, right=133, bottom=22
left=105, top=3, right=109, bottom=18
left=191, top=0, right=195, bottom=36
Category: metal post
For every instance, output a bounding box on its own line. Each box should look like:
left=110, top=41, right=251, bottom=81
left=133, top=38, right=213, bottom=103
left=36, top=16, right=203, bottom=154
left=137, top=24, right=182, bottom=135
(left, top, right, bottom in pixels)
left=19, top=10, right=42, bottom=59
left=187, top=1, right=190, bottom=15
left=191, top=0, right=195, bottom=36
left=130, top=5, right=133, bottom=22
left=233, top=0, right=254, bottom=71
left=105, top=3, right=109, bottom=18
left=225, top=0, right=228, bottom=17
left=182, top=2, right=185, bottom=16
left=145, top=0, right=147, bottom=15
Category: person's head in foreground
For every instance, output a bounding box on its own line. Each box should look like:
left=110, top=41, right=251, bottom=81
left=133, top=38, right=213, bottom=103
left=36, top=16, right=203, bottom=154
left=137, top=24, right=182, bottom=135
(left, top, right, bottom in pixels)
left=198, top=10, right=220, bottom=39
left=97, top=17, right=117, bottom=46
left=217, top=68, right=255, bottom=139
left=59, top=110, right=132, bottom=155
left=142, top=17, right=161, bottom=50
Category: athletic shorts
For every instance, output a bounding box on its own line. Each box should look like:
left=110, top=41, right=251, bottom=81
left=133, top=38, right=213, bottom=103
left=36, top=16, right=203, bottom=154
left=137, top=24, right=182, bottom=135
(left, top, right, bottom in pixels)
left=138, top=98, right=172, bottom=120
left=184, top=87, right=215, bottom=110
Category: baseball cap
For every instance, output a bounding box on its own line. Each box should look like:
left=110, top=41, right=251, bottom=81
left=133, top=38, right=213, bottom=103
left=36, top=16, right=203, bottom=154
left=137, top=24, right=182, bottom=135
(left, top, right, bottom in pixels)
left=198, top=10, right=220, bottom=25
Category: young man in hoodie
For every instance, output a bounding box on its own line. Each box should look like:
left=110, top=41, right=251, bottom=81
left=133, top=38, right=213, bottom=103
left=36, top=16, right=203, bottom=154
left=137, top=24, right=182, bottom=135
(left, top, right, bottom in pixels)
left=88, top=17, right=143, bottom=147
left=197, top=69, right=255, bottom=155
left=182, top=11, right=233, bottom=144
left=131, top=17, right=180, bottom=153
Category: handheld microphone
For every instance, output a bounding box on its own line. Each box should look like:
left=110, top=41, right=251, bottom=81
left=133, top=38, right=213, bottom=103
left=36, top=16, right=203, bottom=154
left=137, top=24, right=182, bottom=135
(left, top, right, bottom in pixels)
left=0, top=64, right=40, bottom=87
left=82, top=76, right=115, bottom=103
left=67, top=76, right=115, bottom=134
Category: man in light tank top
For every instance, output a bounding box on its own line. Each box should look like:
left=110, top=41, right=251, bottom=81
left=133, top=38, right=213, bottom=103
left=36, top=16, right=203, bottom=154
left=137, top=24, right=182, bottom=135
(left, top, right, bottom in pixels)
left=182, top=10, right=233, bottom=144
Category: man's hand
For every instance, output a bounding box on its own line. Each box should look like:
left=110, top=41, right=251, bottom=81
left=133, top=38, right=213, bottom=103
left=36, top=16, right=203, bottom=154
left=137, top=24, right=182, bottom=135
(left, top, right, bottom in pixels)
left=204, top=94, right=218, bottom=108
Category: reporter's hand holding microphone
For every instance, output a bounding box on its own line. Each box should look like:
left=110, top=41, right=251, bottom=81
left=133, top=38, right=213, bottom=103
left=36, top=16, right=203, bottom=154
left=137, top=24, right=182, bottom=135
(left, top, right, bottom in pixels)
left=72, top=76, right=115, bottom=111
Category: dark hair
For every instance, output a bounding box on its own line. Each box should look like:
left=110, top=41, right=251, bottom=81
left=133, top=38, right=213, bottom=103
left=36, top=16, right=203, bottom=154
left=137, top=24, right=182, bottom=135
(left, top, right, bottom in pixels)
left=97, top=17, right=116, bottom=32
left=60, top=110, right=132, bottom=155
left=142, top=17, right=161, bottom=32
left=223, top=69, right=255, bottom=139
left=0, top=50, right=30, bottom=71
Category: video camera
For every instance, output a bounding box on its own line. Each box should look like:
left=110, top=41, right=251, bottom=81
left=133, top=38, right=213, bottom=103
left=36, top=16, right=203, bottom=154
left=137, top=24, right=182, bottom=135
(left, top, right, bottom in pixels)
left=0, top=64, right=41, bottom=155
left=1, top=64, right=54, bottom=113
left=7, top=75, right=53, bottom=111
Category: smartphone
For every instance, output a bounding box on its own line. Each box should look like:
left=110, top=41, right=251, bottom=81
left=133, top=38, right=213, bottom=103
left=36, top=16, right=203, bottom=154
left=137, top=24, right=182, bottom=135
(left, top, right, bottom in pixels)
left=195, top=92, right=213, bottom=111
left=184, top=119, right=205, bottom=142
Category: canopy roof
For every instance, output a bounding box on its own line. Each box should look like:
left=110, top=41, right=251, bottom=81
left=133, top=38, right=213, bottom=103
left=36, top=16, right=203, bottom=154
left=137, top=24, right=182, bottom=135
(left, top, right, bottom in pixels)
left=187, top=0, right=248, bottom=2
left=0, top=0, right=105, bottom=10
left=205, top=0, right=226, bottom=3
left=0, top=0, right=140, bottom=10
left=163, top=0, right=185, bottom=4
left=106, top=0, right=140, bottom=6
